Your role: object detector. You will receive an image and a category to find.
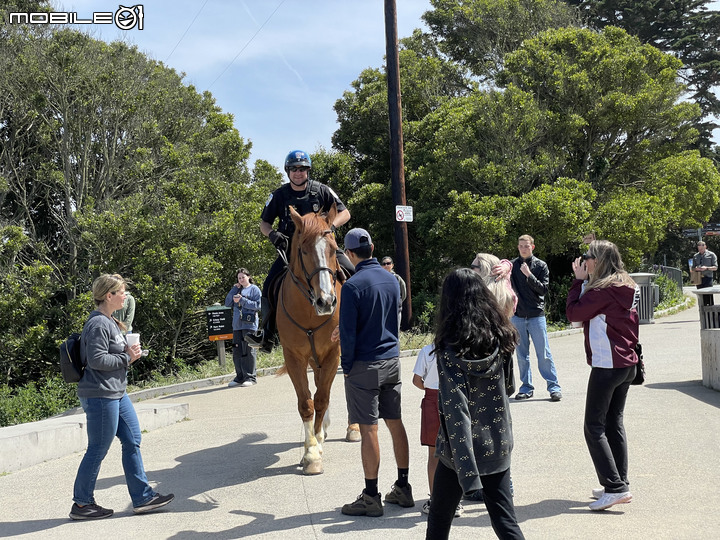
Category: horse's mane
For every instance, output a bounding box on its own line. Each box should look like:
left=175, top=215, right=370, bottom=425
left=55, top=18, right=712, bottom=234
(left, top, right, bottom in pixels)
left=295, top=212, right=338, bottom=251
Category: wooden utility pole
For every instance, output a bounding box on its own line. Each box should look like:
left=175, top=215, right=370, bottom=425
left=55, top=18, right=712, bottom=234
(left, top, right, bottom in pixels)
left=384, top=0, right=412, bottom=329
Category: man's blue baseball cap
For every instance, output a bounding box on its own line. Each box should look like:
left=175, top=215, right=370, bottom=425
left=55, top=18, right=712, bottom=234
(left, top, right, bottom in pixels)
left=344, top=228, right=372, bottom=250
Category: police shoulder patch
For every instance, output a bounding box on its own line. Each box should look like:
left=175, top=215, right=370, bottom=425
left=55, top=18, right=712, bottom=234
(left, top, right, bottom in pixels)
left=264, top=193, right=273, bottom=206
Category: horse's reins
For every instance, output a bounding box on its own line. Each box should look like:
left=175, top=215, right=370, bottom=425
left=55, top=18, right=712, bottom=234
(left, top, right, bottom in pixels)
left=277, top=232, right=339, bottom=369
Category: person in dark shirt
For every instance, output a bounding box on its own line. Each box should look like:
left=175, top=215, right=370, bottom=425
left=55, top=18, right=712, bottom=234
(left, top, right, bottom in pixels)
left=508, top=235, right=562, bottom=402
left=338, top=228, right=413, bottom=518
left=245, top=149, right=352, bottom=352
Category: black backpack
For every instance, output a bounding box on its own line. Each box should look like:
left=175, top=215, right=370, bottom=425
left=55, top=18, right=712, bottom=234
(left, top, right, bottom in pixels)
left=59, top=333, right=84, bottom=383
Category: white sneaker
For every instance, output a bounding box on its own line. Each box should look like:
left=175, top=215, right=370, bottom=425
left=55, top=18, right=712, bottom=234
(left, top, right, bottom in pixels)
left=591, top=487, right=604, bottom=500
left=454, top=502, right=464, bottom=517
left=228, top=380, right=241, bottom=387
left=421, top=499, right=431, bottom=514
left=588, top=491, right=632, bottom=511
left=240, top=380, right=256, bottom=387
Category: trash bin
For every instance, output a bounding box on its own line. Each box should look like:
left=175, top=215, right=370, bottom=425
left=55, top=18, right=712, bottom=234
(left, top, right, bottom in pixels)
left=692, top=287, right=720, bottom=391
left=629, top=273, right=659, bottom=324
left=693, top=287, right=720, bottom=330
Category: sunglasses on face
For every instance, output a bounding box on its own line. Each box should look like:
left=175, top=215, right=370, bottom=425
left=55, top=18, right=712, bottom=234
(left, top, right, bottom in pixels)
left=470, top=264, right=481, bottom=270
left=581, top=252, right=596, bottom=260
left=288, top=166, right=309, bottom=172
left=381, top=262, right=392, bottom=266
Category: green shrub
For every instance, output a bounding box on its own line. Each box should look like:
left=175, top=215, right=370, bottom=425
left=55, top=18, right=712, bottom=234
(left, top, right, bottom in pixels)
left=0, top=376, right=79, bottom=427
left=656, top=271, right=683, bottom=310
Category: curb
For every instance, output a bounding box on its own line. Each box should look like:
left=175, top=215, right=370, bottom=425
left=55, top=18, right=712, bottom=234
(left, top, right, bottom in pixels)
left=0, top=401, right=189, bottom=474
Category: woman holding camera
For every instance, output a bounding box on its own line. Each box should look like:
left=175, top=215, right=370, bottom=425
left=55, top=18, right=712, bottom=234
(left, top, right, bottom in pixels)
left=225, top=268, right=262, bottom=387
left=566, top=240, right=640, bottom=511
left=71, top=274, right=173, bottom=520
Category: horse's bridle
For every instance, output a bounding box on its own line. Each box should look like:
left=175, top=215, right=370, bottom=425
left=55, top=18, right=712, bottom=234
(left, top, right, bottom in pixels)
left=280, top=229, right=338, bottom=305
left=277, top=230, right=339, bottom=369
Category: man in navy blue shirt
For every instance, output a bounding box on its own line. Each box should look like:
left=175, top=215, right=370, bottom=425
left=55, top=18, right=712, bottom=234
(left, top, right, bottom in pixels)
left=339, top=228, right=413, bottom=517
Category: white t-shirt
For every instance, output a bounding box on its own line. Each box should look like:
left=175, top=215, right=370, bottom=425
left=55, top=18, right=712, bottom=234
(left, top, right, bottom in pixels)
left=412, top=344, right=439, bottom=390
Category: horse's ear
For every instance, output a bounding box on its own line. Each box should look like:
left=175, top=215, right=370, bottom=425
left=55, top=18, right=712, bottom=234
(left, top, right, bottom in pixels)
left=326, top=202, right=338, bottom=226
left=289, top=206, right=303, bottom=232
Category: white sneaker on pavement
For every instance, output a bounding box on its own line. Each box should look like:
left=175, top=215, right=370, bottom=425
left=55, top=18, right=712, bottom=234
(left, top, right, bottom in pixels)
left=588, top=491, right=632, bottom=511
left=454, top=502, right=464, bottom=517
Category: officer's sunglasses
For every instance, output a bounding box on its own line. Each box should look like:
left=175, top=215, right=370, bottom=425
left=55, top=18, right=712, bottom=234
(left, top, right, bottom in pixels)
left=288, top=166, right=310, bottom=172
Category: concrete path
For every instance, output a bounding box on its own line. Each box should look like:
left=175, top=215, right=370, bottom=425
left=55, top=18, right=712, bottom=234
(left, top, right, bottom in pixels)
left=1, top=308, right=719, bottom=539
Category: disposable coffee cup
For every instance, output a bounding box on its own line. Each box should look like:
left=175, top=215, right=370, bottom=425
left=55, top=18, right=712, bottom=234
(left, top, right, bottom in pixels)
left=126, top=333, right=140, bottom=347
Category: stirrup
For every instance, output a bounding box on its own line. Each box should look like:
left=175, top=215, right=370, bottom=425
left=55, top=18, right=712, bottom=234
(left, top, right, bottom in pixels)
left=244, top=331, right=264, bottom=348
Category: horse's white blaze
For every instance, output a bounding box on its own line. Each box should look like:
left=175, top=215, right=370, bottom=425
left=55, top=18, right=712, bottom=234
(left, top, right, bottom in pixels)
left=314, top=236, right=334, bottom=297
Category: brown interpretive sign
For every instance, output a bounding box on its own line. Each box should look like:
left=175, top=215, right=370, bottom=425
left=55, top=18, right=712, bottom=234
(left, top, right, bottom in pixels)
left=206, top=306, right=232, bottom=341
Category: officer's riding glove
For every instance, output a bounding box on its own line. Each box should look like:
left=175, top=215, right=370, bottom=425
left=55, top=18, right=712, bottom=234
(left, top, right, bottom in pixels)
left=269, top=230, right=288, bottom=251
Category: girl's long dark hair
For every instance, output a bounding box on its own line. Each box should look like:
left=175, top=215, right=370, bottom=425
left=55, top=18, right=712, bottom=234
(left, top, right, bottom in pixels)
left=434, top=268, right=517, bottom=358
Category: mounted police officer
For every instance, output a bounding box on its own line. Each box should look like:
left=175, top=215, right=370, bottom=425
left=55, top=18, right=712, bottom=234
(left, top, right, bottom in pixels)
left=245, top=149, right=353, bottom=353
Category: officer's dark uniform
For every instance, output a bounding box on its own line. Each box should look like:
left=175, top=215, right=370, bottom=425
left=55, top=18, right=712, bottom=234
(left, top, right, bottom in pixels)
left=261, top=179, right=353, bottom=290
left=252, top=179, right=354, bottom=350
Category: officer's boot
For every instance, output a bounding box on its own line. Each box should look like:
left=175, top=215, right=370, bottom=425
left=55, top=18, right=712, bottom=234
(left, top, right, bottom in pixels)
left=245, top=297, right=276, bottom=353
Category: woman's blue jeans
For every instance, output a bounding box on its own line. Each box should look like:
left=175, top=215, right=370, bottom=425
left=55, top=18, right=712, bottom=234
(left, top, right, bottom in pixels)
left=73, top=393, right=155, bottom=507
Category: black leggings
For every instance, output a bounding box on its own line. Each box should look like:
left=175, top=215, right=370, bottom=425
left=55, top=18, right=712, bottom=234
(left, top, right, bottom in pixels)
left=584, top=365, right=635, bottom=493
left=426, top=462, right=524, bottom=540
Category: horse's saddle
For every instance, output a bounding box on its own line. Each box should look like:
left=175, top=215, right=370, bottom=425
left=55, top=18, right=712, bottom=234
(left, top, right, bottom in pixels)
left=267, top=267, right=288, bottom=311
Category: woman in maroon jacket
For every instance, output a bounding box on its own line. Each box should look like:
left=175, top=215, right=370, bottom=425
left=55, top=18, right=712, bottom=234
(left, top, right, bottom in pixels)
left=566, top=240, right=640, bottom=512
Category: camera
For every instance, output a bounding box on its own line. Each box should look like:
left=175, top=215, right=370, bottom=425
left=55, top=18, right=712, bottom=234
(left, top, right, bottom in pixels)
left=580, top=252, right=594, bottom=261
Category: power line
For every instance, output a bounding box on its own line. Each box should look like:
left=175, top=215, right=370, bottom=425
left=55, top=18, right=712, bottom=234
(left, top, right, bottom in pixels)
left=208, top=0, right=287, bottom=90
left=165, top=0, right=210, bottom=62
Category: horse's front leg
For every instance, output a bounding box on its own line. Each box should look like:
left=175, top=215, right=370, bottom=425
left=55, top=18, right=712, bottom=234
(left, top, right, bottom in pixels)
left=311, top=346, right=340, bottom=450
left=284, top=353, right=323, bottom=475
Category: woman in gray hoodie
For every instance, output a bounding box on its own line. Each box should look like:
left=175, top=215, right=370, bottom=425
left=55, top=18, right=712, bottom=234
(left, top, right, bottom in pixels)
left=426, top=268, right=524, bottom=540
left=70, top=274, right=173, bottom=520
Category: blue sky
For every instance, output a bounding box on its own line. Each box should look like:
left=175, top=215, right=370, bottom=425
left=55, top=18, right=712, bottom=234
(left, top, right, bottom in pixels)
left=53, top=0, right=434, bottom=172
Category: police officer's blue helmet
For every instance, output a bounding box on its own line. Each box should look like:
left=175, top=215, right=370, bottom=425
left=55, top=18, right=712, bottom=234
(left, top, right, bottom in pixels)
left=284, top=150, right=312, bottom=174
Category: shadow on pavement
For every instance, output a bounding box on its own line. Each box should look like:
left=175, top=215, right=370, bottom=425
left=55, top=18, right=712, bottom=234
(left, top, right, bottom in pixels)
left=167, top=507, right=427, bottom=539
left=646, top=380, right=720, bottom=409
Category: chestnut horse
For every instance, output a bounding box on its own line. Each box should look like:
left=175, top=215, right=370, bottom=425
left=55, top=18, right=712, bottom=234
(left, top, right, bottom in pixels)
left=276, top=205, right=352, bottom=474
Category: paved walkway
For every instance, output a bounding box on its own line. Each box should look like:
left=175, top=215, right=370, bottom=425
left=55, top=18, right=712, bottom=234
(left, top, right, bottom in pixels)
left=1, top=307, right=719, bottom=539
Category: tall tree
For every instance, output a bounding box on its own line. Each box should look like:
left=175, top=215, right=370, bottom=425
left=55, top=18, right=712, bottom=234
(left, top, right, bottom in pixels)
left=423, top=0, right=581, bottom=80
left=0, top=25, right=265, bottom=386
left=565, top=0, right=720, bottom=149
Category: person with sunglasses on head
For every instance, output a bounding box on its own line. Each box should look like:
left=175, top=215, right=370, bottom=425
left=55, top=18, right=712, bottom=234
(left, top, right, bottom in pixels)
left=566, top=240, right=640, bottom=511
left=245, top=149, right=353, bottom=353
left=70, top=274, right=173, bottom=520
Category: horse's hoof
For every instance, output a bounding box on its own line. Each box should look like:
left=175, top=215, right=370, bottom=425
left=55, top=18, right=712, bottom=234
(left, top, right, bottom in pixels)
left=303, top=460, right=324, bottom=475
left=345, top=427, right=361, bottom=442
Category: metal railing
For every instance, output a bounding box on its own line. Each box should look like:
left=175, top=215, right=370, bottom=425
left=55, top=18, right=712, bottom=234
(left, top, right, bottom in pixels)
left=659, top=266, right=683, bottom=291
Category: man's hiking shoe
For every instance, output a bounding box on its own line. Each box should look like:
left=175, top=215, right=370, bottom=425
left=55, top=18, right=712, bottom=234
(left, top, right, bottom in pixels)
left=133, top=493, right=174, bottom=514
left=384, top=482, right=415, bottom=507
left=464, top=489, right=484, bottom=502
left=69, top=503, right=113, bottom=520
left=341, top=490, right=384, bottom=517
